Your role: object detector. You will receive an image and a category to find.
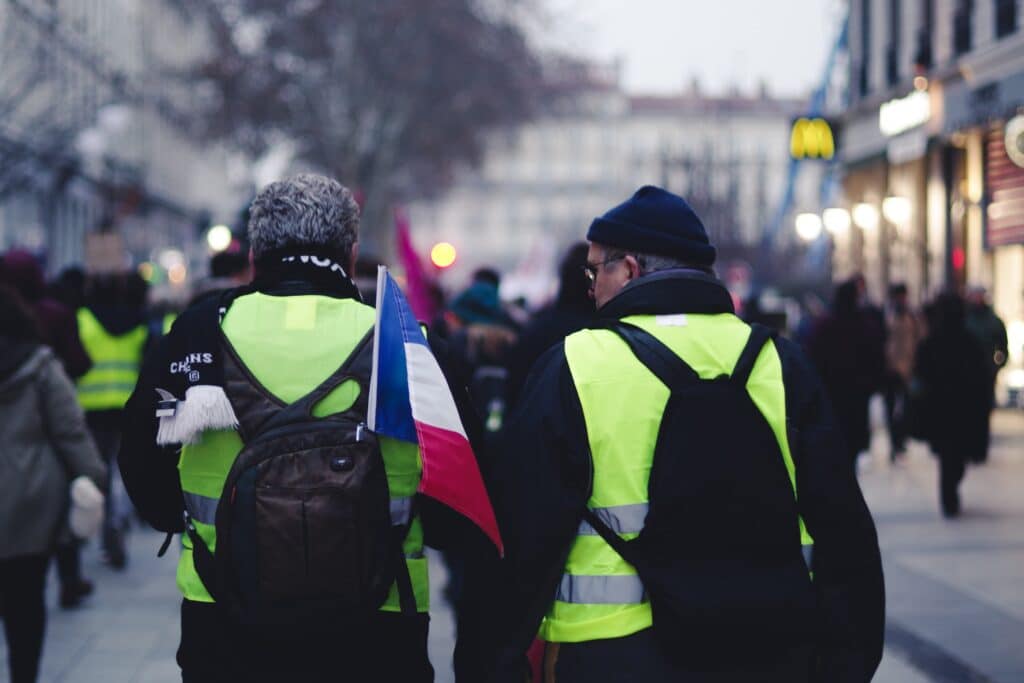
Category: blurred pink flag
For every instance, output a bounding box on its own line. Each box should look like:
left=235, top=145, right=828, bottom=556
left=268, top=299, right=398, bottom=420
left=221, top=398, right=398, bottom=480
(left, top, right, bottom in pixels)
left=394, top=208, right=438, bottom=323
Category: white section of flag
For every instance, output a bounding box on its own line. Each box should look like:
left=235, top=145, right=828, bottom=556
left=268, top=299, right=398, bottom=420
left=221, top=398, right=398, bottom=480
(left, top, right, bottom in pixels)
left=405, top=342, right=467, bottom=438
left=367, top=266, right=387, bottom=432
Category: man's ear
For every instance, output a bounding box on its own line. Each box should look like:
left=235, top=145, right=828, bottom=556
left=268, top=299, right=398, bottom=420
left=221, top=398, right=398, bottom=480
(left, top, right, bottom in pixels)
left=349, top=242, right=359, bottom=276
left=624, top=254, right=642, bottom=280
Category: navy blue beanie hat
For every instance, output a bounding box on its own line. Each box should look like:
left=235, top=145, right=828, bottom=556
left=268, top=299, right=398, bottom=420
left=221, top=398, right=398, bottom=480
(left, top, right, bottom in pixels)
left=586, top=186, right=716, bottom=266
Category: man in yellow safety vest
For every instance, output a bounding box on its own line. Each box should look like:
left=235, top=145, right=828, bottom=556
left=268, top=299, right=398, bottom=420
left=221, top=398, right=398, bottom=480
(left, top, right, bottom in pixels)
left=488, top=186, right=884, bottom=682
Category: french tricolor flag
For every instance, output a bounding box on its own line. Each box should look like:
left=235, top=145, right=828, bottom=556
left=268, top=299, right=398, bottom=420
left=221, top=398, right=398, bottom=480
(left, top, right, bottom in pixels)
left=368, top=266, right=503, bottom=555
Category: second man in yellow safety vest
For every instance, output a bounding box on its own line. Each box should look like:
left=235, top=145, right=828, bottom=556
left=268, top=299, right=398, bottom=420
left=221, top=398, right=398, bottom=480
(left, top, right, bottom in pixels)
left=487, top=186, right=885, bottom=682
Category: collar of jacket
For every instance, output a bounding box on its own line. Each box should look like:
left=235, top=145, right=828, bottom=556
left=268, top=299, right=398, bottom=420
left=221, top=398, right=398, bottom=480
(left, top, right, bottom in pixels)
left=597, top=268, right=735, bottom=320
left=250, top=279, right=362, bottom=300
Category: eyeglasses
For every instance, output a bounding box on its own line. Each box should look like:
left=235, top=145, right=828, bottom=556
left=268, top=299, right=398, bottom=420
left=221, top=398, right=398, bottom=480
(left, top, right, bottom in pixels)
left=583, top=255, right=626, bottom=283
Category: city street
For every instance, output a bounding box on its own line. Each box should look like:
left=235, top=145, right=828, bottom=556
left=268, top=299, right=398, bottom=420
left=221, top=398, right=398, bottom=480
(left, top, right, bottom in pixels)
left=2, top=408, right=1023, bottom=682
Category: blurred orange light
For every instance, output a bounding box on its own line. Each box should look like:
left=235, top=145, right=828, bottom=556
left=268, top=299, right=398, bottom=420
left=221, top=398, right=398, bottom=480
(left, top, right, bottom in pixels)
left=430, top=242, right=457, bottom=269
left=168, top=263, right=187, bottom=285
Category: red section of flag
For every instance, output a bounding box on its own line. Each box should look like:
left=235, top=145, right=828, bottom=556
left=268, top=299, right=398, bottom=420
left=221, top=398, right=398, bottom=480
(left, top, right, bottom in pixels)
left=395, top=209, right=438, bottom=323
left=415, top=421, right=503, bottom=556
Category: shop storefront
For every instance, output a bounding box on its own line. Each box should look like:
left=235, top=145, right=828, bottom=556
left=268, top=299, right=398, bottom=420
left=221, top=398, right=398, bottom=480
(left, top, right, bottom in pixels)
left=944, top=68, right=1024, bottom=401
left=837, top=86, right=944, bottom=305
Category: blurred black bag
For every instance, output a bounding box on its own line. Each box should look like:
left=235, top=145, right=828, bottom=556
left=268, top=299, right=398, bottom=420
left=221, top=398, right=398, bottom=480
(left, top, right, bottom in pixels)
left=583, top=322, right=817, bottom=668
left=905, top=376, right=930, bottom=441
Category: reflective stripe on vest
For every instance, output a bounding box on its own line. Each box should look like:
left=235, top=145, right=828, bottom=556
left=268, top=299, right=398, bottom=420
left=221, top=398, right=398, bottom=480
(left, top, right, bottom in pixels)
left=175, top=294, right=428, bottom=613
left=577, top=503, right=649, bottom=536
left=184, top=491, right=218, bottom=526
left=390, top=496, right=413, bottom=526
left=76, top=308, right=147, bottom=411
left=541, top=314, right=814, bottom=644
left=557, top=574, right=646, bottom=605
left=184, top=492, right=415, bottom=532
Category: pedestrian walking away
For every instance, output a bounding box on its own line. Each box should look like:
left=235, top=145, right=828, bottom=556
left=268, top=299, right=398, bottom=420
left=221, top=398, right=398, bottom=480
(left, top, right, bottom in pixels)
left=808, top=278, right=886, bottom=469
left=883, top=283, right=923, bottom=461
left=76, top=273, right=152, bottom=569
left=485, top=186, right=885, bottom=682
left=913, top=292, right=992, bottom=517
left=0, top=285, right=106, bottom=683
left=964, top=286, right=1009, bottom=462
left=0, top=250, right=98, bottom=607
left=119, top=174, right=491, bottom=683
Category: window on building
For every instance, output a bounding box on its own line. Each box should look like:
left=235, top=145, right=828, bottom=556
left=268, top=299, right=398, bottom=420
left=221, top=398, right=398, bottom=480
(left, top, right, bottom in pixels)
left=859, top=0, right=872, bottom=97
left=914, top=0, right=934, bottom=71
left=887, top=0, right=902, bottom=86
left=996, top=0, right=1017, bottom=38
left=953, top=0, right=973, bottom=56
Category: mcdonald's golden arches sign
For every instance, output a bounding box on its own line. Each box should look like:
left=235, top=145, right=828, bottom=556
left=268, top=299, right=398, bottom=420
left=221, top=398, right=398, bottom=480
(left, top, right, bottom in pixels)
left=790, top=117, right=836, bottom=160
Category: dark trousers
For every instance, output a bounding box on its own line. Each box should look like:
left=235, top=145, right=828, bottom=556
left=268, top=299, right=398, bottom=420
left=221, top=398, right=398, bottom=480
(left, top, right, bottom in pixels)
left=548, top=629, right=813, bottom=683
left=884, top=373, right=909, bottom=455
left=0, top=554, right=50, bottom=683
left=939, top=453, right=967, bottom=516
left=87, top=422, right=130, bottom=556
left=54, top=540, right=82, bottom=588
left=177, top=599, right=434, bottom=682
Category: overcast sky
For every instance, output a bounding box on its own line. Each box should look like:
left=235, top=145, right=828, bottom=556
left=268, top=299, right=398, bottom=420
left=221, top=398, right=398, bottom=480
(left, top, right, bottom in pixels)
left=536, top=0, right=844, bottom=98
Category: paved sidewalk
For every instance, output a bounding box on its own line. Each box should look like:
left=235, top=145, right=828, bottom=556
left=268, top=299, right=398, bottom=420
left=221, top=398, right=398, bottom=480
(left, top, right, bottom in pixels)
left=3, top=408, right=1022, bottom=682
left=861, top=408, right=1024, bottom=683
left=0, top=537, right=458, bottom=683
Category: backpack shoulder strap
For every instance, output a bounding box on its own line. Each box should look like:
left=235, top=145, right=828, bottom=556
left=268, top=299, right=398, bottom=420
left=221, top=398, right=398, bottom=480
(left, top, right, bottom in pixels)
left=604, top=321, right=700, bottom=393
left=261, top=327, right=376, bottom=430
left=731, top=324, right=775, bottom=388
left=582, top=507, right=645, bottom=569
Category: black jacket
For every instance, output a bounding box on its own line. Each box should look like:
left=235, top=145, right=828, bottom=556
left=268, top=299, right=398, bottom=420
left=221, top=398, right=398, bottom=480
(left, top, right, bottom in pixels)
left=914, top=323, right=991, bottom=460
left=486, top=271, right=885, bottom=682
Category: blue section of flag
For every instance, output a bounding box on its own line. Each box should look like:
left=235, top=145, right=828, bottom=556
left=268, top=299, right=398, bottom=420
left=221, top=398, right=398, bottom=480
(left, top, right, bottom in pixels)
left=373, top=273, right=421, bottom=443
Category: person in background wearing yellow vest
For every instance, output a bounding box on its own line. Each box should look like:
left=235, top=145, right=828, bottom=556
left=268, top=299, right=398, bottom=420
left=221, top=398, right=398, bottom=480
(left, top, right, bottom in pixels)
left=76, top=272, right=151, bottom=569
left=118, top=175, right=485, bottom=682
left=486, top=186, right=885, bottom=682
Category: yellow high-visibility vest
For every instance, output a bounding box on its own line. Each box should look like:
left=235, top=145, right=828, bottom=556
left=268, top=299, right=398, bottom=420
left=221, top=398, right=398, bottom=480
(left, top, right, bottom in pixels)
left=76, top=308, right=147, bottom=411
left=540, top=313, right=813, bottom=643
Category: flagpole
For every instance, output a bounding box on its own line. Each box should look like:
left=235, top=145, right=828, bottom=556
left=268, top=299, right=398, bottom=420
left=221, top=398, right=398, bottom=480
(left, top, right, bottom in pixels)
left=367, top=265, right=387, bottom=431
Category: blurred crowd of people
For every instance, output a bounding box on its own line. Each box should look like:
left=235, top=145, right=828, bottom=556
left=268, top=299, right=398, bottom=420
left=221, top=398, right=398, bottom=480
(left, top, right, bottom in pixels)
left=801, top=274, right=1008, bottom=518
left=0, top=227, right=1011, bottom=680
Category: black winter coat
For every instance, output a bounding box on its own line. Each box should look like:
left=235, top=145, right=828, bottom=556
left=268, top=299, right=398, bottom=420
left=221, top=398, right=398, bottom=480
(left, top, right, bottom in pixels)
left=914, top=325, right=991, bottom=460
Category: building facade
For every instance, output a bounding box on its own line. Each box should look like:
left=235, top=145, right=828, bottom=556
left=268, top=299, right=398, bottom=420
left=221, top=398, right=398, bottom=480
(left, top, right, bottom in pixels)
left=0, top=0, right=244, bottom=282
left=839, top=0, right=1024, bottom=390
left=407, top=64, right=824, bottom=303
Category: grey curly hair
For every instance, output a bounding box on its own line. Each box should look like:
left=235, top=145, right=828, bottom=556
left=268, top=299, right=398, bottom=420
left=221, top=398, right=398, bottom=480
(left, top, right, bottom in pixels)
left=247, top=174, right=360, bottom=260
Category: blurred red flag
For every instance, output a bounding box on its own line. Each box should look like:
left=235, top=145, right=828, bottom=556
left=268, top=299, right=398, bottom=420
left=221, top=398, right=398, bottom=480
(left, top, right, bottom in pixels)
left=395, top=208, right=438, bottom=323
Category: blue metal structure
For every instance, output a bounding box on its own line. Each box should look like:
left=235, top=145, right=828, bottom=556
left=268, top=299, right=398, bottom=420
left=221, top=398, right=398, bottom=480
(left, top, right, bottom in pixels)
left=760, top=16, right=849, bottom=254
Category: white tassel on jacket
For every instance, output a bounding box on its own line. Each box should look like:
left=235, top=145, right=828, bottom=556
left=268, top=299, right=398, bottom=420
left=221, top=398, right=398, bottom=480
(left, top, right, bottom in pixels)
left=156, top=385, right=238, bottom=445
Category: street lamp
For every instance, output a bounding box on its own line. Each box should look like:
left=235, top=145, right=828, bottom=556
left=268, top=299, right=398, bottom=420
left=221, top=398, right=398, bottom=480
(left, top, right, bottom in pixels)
left=430, top=242, right=458, bottom=269
left=822, top=208, right=851, bottom=235
left=852, top=203, right=880, bottom=231
left=207, top=224, right=233, bottom=252
left=882, top=196, right=912, bottom=225
left=795, top=213, right=823, bottom=242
